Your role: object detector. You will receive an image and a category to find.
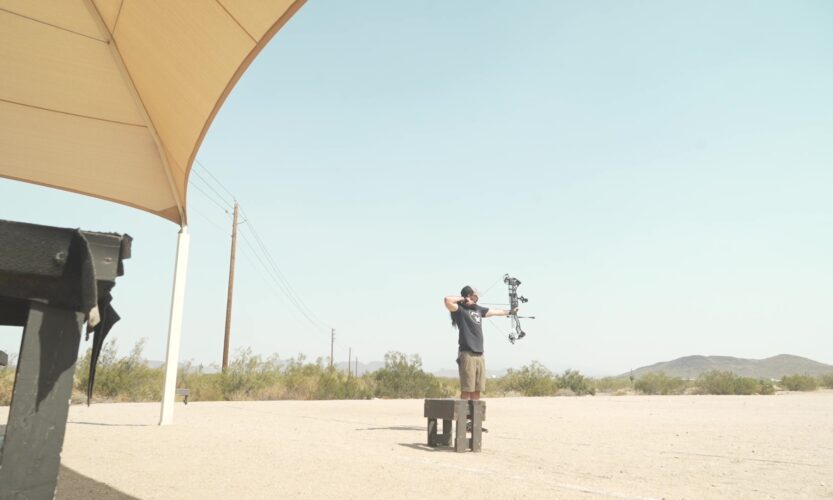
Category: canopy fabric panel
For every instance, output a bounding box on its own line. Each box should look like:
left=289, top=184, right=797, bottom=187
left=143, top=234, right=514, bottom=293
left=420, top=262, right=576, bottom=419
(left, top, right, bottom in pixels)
left=0, top=0, right=305, bottom=225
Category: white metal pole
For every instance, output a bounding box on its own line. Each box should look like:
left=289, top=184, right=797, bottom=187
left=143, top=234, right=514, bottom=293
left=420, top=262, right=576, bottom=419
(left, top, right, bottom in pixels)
left=159, top=226, right=190, bottom=425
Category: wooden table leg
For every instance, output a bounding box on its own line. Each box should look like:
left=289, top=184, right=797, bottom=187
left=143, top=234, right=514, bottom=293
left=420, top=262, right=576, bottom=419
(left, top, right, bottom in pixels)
left=454, top=400, right=467, bottom=452
left=0, top=302, right=84, bottom=499
left=442, top=419, right=452, bottom=445
left=427, top=418, right=438, bottom=446
left=470, top=401, right=483, bottom=452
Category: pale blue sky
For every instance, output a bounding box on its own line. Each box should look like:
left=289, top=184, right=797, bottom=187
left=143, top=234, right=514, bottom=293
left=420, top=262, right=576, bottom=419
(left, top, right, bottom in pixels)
left=2, top=1, right=832, bottom=375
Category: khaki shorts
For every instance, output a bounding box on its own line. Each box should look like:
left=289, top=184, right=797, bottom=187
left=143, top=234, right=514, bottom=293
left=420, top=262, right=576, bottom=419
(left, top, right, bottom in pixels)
left=457, top=350, right=486, bottom=393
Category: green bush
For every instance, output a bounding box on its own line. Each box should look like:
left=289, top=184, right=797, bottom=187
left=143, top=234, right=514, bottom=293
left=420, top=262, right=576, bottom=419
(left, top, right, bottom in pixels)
left=372, top=352, right=450, bottom=398
left=818, top=373, right=833, bottom=389
left=695, top=371, right=772, bottom=395
left=216, top=348, right=282, bottom=400
left=499, top=361, right=558, bottom=396
left=635, top=372, right=687, bottom=395
left=557, top=369, right=595, bottom=396
left=780, top=374, right=818, bottom=392
left=593, top=377, right=633, bottom=394
left=757, top=379, right=776, bottom=395
left=75, top=339, right=163, bottom=402
left=0, top=365, right=14, bottom=406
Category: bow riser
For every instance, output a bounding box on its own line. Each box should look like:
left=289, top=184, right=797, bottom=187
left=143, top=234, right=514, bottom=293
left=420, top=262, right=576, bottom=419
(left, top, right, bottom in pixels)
left=503, top=274, right=528, bottom=344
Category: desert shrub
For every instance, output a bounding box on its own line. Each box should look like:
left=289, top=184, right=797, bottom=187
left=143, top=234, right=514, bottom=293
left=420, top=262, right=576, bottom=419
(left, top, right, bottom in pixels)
left=593, top=377, right=632, bottom=394
left=695, top=371, right=772, bottom=395
left=0, top=364, right=15, bottom=406
left=178, top=353, right=373, bottom=401
left=635, top=372, right=687, bottom=395
left=557, top=369, right=595, bottom=395
left=216, top=348, right=284, bottom=400
left=75, top=339, right=163, bottom=402
left=818, top=373, right=833, bottom=389
left=372, top=352, right=450, bottom=398
left=500, top=361, right=558, bottom=396
left=780, top=374, right=818, bottom=392
left=178, top=364, right=224, bottom=401
left=314, top=366, right=373, bottom=400
left=757, top=379, right=776, bottom=395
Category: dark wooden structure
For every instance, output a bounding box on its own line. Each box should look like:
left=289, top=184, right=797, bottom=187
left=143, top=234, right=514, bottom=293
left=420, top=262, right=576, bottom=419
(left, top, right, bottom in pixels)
left=0, top=219, right=131, bottom=500
left=424, top=398, right=486, bottom=452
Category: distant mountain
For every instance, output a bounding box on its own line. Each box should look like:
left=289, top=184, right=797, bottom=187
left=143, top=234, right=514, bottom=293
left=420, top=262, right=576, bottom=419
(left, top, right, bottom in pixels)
left=625, top=354, right=833, bottom=380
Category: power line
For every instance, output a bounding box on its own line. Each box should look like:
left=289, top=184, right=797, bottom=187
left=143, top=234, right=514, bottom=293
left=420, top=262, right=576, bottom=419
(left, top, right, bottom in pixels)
left=190, top=205, right=231, bottom=234
left=189, top=159, right=345, bottom=354
left=194, top=159, right=237, bottom=202
left=240, top=207, right=330, bottom=331
left=237, top=227, right=333, bottom=339
left=233, top=237, right=326, bottom=338
left=189, top=181, right=231, bottom=214
left=191, top=167, right=234, bottom=207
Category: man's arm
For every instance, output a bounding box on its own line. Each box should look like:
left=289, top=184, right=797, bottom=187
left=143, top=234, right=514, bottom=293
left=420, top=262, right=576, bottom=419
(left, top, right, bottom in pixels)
left=444, top=295, right=464, bottom=312
left=484, top=308, right=516, bottom=318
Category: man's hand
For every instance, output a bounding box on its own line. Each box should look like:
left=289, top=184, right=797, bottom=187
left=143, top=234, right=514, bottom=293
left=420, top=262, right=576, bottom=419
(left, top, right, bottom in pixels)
left=444, top=295, right=465, bottom=312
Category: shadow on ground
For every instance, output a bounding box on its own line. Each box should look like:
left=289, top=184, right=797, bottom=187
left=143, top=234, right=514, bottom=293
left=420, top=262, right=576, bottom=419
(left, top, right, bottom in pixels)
left=68, top=421, right=153, bottom=427
left=56, top=465, right=138, bottom=500
left=398, top=442, right=459, bottom=453
left=2, top=424, right=136, bottom=499
left=356, top=425, right=423, bottom=431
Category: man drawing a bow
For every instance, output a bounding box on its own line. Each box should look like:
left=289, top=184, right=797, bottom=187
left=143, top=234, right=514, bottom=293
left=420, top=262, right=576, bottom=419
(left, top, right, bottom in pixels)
left=444, top=285, right=516, bottom=403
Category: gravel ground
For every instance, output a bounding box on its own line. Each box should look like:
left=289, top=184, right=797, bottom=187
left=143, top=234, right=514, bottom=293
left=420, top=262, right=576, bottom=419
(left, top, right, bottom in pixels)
left=2, top=392, right=832, bottom=499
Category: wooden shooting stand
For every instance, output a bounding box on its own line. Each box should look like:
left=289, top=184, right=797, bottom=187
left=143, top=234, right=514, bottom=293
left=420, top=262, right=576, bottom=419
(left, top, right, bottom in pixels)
left=0, top=219, right=130, bottom=499
left=424, top=399, right=486, bottom=452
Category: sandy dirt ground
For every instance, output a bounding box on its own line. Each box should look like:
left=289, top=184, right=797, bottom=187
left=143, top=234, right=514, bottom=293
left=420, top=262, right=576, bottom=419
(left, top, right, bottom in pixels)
left=2, top=392, right=832, bottom=499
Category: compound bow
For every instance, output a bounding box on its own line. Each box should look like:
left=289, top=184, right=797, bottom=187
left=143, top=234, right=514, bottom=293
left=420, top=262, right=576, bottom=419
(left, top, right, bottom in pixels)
left=503, top=273, right=534, bottom=344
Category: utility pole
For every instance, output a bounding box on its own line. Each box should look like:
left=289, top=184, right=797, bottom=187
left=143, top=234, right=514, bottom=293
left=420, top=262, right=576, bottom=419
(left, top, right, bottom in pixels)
left=355, top=357, right=358, bottom=377
left=348, top=347, right=351, bottom=378
left=330, top=328, right=335, bottom=369
left=222, top=201, right=239, bottom=372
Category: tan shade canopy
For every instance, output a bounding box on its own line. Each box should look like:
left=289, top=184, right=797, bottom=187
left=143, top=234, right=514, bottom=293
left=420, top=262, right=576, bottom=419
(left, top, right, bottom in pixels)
left=0, top=0, right=305, bottom=225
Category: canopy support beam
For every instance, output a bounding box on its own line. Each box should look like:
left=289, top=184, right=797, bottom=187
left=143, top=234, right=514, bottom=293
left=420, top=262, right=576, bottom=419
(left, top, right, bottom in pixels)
left=159, top=226, right=190, bottom=426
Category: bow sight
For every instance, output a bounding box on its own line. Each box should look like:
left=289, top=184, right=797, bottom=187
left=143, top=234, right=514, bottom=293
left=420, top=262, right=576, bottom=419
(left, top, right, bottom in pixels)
left=504, top=273, right=531, bottom=344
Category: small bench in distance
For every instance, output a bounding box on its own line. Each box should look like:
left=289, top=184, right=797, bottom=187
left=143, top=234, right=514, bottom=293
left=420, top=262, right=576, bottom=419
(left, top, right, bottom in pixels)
left=175, top=388, right=190, bottom=405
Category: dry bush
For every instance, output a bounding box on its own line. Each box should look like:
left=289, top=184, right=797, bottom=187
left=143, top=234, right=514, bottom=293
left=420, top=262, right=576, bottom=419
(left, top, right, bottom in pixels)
left=593, top=377, right=632, bottom=394
left=75, top=339, right=162, bottom=403
left=0, top=366, right=14, bottom=406
left=780, top=374, right=818, bottom=392
left=696, top=371, right=773, bottom=395
left=635, top=372, right=687, bottom=395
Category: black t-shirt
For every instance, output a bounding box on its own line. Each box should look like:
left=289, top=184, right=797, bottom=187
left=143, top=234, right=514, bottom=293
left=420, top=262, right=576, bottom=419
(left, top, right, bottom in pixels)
left=454, top=304, right=489, bottom=353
